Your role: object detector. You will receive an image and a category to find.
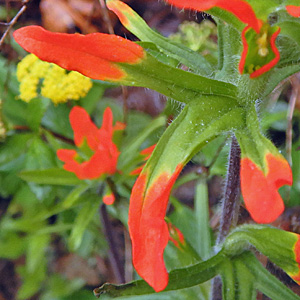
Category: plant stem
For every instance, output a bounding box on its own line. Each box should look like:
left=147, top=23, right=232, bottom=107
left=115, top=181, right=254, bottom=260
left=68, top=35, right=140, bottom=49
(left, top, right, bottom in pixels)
left=100, top=203, right=125, bottom=283
left=211, top=135, right=241, bottom=300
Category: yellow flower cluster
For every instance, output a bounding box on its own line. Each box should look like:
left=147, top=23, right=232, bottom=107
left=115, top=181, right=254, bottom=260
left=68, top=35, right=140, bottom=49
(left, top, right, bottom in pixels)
left=16, top=54, right=93, bottom=104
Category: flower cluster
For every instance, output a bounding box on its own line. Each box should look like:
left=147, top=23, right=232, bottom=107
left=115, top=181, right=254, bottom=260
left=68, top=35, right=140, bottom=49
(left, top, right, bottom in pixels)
left=17, top=54, right=92, bottom=104
left=57, top=106, right=124, bottom=180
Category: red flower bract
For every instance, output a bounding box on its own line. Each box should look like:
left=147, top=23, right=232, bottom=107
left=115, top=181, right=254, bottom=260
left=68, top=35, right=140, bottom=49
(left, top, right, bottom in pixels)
left=128, top=164, right=183, bottom=292
left=291, top=236, right=300, bottom=284
left=286, top=5, right=300, bottom=18
left=165, top=0, right=261, bottom=32
left=57, top=106, right=122, bottom=180
left=13, top=26, right=145, bottom=81
left=240, top=153, right=292, bottom=223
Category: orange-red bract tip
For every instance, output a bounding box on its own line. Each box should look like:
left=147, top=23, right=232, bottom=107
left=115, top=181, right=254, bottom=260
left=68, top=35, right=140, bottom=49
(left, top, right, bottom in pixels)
left=240, top=153, right=292, bottom=224
left=129, top=164, right=183, bottom=292
left=103, top=193, right=115, bottom=205
left=13, top=26, right=145, bottom=81
left=168, top=223, right=185, bottom=249
left=106, top=0, right=134, bottom=27
left=290, top=236, right=300, bottom=284
left=286, top=5, right=300, bottom=18
left=165, top=0, right=261, bottom=32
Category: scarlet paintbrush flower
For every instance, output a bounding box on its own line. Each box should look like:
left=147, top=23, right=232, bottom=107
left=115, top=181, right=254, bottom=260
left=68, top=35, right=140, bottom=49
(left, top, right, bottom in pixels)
left=129, top=164, right=183, bottom=292
left=240, top=153, right=293, bottom=223
left=165, top=0, right=282, bottom=78
left=13, top=26, right=145, bottom=81
left=164, top=0, right=260, bottom=32
left=57, top=106, right=123, bottom=181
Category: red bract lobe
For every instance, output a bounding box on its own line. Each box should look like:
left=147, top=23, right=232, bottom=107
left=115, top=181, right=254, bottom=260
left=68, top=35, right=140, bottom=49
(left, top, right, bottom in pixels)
left=164, top=0, right=261, bottom=32
left=291, top=236, right=300, bottom=284
left=240, top=153, right=292, bottom=224
left=128, top=164, right=183, bottom=292
left=57, top=106, right=122, bottom=180
left=239, top=26, right=280, bottom=78
left=286, top=5, right=300, bottom=18
left=13, top=26, right=145, bottom=81
left=106, top=0, right=134, bottom=26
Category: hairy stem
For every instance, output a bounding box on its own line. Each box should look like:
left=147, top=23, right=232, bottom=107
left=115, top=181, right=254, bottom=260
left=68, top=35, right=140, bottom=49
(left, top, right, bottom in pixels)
left=211, top=135, right=241, bottom=300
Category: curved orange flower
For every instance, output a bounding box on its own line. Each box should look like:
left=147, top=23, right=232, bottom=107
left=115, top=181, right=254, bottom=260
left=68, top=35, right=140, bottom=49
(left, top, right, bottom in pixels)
left=129, top=164, right=183, bottom=292
left=164, top=0, right=260, bottom=32
left=57, top=106, right=123, bottom=180
left=165, top=0, right=282, bottom=77
left=240, top=153, right=293, bottom=223
left=13, top=26, right=145, bottom=81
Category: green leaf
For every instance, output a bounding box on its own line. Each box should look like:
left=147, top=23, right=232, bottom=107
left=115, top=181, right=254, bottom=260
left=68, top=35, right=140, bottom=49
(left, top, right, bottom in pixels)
left=26, top=97, right=50, bottom=131
left=25, top=136, right=56, bottom=170
left=195, top=181, right=212, bottom=260
left=224, top=224, right=300, bottom=276
left=94, top=251, right=224, bottom=298
left=0, top=232, right=26, bottom=259
left=68, top=196, right=100, bottom=251
left=121, top=54, right=238, bottom=104
left=79, top=81, right=107, bottom=114
left=242, top=252, right=300, bottom=300
left=118, top=115, right=165, bottom=171
left=19, top=168, right=82, bottom=185
left=61, top=184, right=90, bottom=209
left=27, top=234, right=50, bottom=273
left=232, top=257, right=256, bottom=300
left=42, top=103, right=73, bottom=138
left=0, top=133, right=33, bottom=168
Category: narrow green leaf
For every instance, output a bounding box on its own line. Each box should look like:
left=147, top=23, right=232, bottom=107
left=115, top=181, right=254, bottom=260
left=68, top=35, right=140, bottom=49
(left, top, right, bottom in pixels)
left=220, top=259, right=235, bottom=300
left=121, top=54, right=238, bottom=104
left=233, top=257, right=256, bottom=300
left=94, top=251, right=224, bottom=298
left=19, top=168, right=82, bottom=185
left=195, top=180, right=212, bottom=260
left=62, top=184, right=90, bottom=209
left=243, top=252, right=300, bottom=300
left=118, top=115, right=165, bottom=170
left=27, top=234, right=50, bottom=273
left=68, top=197, right=100, bottom=251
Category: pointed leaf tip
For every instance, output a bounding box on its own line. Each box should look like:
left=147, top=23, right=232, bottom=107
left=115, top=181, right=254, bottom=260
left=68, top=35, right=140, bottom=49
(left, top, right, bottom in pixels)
left=13, top=26, right=145, bottom=81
